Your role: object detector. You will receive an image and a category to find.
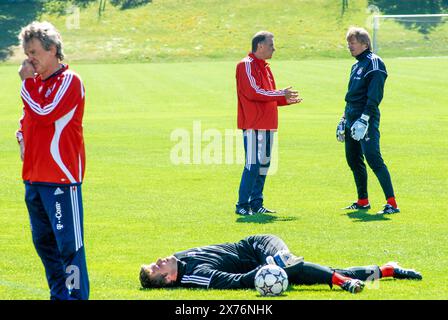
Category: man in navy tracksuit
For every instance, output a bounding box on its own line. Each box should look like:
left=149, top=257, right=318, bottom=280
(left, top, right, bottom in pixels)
left=336, top=27, right=400, bottom=215
left=139, top=234, right=422, bottom=294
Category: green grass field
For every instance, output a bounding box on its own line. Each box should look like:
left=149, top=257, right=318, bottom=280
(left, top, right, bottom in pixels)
left=2, top=0, right=447, bottom=65
left=2, top=0, right=368, bottom=64
left=1, top=56, right=447, bottom=299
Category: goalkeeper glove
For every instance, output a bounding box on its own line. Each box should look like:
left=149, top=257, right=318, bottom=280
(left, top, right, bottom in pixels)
left=350, top=114, right=370, bottom=141
left=266, top=250, right=304, bottom=268
left=336, top=117, right=346, bottom=142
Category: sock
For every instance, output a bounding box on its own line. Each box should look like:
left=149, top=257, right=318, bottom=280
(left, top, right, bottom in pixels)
left=357, top=198, right=369, bottom=206
left=332, top=272, right=352, bottom=287
left=380, top=264, right=395, bottom=278
left=387, top=197, right=397, bottom=208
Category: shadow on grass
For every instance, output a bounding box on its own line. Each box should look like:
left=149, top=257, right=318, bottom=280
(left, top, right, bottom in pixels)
left=0, top=2, right=44, bottom=61
left=236, top=214, right=298, bottom=224
left=287, top=286, right=345, bottom=294
left=253, top=293, right=289, bottom=298
left=139, top=287, right=183, bottom=292
left=112, top=0, right=152, bottom=10
left=344, top=210, right=391, bottom=223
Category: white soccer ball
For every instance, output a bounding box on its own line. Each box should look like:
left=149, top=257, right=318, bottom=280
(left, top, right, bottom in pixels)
left=254, top=265, right=288, bottom=296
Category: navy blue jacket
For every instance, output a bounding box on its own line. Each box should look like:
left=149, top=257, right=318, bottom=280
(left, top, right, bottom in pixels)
left=344, top=50, right=387, bottom=124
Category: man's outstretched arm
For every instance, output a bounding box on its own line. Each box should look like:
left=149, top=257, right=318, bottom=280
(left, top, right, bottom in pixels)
left=179, top=266, right=261, bottom=289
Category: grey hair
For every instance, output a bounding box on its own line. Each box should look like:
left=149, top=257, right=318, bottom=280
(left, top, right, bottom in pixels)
left=251, top=30, right=274, bottom=53
left=19, top=21, right=65, bottom=60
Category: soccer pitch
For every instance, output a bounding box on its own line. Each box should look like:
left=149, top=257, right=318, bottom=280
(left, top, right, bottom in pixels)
left=0, top=57, right=447, bottom=300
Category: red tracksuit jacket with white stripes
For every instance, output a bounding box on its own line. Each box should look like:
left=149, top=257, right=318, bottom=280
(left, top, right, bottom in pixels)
left=17, top=64, right=86, bottom=185
left=236, top=53, right=288, bottom=130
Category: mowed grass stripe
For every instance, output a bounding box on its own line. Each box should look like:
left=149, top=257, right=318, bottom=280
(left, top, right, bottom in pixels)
left=0, top=57, right=447, bottom=299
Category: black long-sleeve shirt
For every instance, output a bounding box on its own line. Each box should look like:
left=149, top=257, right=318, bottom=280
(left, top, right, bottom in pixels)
left=173, top=235, right=287, bottom=289
left=344, top=50, right=388, bottom=124
left=170, top=235, right=382, bottom=290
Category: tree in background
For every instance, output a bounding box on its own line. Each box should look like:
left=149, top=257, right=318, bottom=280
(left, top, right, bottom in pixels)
left=43, top=0, right=97, bottom=15
left=341, top=0, right=349, bottom=15
left=369, top=0, right=448, bottom=34
left=42, top=0, right=151, bottom=16
left=109, top=0, right=151, bottom=9
left=0, top=0, right=44, bottom=60
left=98, top=0, right=106, bottom=17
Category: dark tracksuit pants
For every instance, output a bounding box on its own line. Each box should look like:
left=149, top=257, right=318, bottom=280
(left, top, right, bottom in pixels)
left=237, top=130, right=273, bottom=211
left=25, top=183, right=89, bottom=300
left=242, top=235, right=382, bottom=287
left=345, top=118, right=395, bottom=200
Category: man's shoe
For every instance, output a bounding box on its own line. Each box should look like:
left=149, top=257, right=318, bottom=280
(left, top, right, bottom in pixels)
left=253, top=206, right=276, bottom=214
left=377, top=204, right=400, bottom=215
left=385, top=262, right=422, bottom=280
left=341, top=279, right=365, bottom=294
left=343, top=202, right=371, bottom=210
left=235, top=207, right=252, bottom=215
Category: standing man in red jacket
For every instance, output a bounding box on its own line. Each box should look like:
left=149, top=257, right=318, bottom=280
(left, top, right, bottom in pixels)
left=16, top=21, right=89, bottom=300
left=235, top=31, right=302, bottom=215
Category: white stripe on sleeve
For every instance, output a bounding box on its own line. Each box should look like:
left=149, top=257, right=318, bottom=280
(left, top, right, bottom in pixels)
left=244, top=59, right=284, bottom=97
left=21, top=73, right=74, bottom=116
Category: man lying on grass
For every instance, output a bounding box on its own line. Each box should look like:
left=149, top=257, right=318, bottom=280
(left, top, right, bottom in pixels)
left=140, top=234, right=421, bottom=294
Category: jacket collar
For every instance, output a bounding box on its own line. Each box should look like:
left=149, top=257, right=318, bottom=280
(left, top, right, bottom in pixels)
left=249, top=52, right=268, bottom=68
left=41, top=64, right=68, bottom=81
left=174, top=259, right=187, bottom=285
left=355, top=49, right=371, bottom=61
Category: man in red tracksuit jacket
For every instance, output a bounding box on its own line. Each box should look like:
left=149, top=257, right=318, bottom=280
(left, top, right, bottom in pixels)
left=16, top=21, right=89, bottom=300
left=235, top=31, right=302, bottom=215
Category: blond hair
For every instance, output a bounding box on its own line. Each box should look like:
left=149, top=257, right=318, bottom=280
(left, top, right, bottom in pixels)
left=346, top=27, right=372, bottom=51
